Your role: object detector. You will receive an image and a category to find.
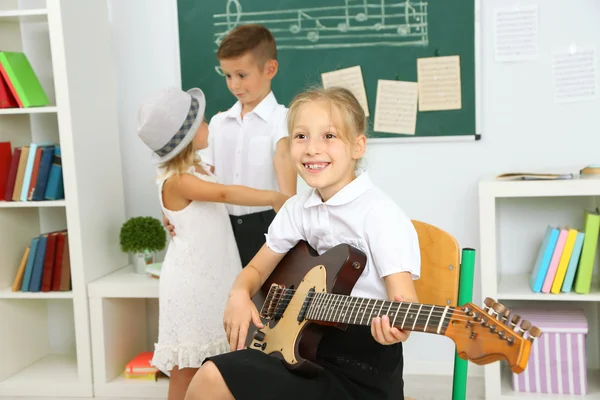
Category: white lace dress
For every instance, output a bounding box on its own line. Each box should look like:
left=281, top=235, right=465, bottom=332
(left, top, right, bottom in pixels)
left=152, top=164, right=241, bottom=372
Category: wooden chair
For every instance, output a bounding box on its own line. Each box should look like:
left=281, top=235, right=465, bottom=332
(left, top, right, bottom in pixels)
left=407, top=220, right=476, bottom=400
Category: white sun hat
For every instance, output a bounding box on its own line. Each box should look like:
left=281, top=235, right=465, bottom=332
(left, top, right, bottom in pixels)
left=136, top=87, right=206, bottom=163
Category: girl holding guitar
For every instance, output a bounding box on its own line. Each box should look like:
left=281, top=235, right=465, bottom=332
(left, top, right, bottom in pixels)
left=185, top=86, right=421, bottom=400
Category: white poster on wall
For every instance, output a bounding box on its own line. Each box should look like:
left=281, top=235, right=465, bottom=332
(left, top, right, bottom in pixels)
left=553, top=46, right=598, bottom=104
left=493, top=5, right=539, bottom=62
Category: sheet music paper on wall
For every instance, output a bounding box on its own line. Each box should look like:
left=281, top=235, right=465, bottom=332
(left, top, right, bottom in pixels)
left=552, top=46, right=598, bottom=103
left=374, top=80, right=418, bottom=135
left=321, top=66, right=370, bottom=116
left=493, top=5, right=539, bottom=62
left=417, top=55, right=462, bottom=111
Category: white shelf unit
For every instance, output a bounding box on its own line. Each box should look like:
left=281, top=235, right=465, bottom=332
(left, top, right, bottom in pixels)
left=479, top=174, right=600, bottom=399
left=88, top=266, right=167, bottom=399
left=0, top=0, right=127, bottom=397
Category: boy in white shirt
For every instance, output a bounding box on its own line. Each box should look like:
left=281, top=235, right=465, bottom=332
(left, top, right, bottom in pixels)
left=166, top=24, right=296, bottom=266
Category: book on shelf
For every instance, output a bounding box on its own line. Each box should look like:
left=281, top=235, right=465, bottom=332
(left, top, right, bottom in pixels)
left=580, top=164, right=600, bottom=176
left=1, top=141, right=64, bottom=202
left=0, top=65, right=18, bottom=108
left=123, top=351, right=161, bottom=381
left=0, top=51, right=49, bottom=108
left=496, top=172, right=574, bottom=181
left=11, top=230, right=71, bottom=292
left=0, top=142, right=11, bottom=195
left=529, top=209, right=599, bottom=295
left=146, top=262, right=162, bottom=279
left=574, top=210, right=600, bottom=294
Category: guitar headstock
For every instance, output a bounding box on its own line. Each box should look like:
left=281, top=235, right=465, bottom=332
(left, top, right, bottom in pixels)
left=445, top=297, right=542, bottom=374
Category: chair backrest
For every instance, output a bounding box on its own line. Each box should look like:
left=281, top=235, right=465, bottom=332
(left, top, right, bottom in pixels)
left=411, top=220, right=461, bottom=307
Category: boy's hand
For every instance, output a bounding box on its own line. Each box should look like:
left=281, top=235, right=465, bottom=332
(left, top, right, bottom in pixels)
left=271, top=192, right=290, bottom=213
left=163, top=214, right=176, bottom=237
left=371, top=295, right=410, bottom=345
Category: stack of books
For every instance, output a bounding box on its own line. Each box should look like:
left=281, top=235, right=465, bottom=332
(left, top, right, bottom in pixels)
left=0, top=141, right=64, bottom=202
left=0, top=51, right=49, bottom=109
left=530, top=210, right=599, bottom=294
left=123, top=351, right=161, bottom=381
left=12, top=231, right=71, bottom=293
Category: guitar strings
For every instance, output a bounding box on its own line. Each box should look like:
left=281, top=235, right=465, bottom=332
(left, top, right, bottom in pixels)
left=277, top=302, right=517, bottom=328
left=251, top=304, right=535, bottom=342
left=247, top=312, right=534, bottom=344
left=255, top=289, right=529, bottom=330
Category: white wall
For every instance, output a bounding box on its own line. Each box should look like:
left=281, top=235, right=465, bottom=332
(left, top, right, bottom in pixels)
left=107, top=0, right=600, bottom=377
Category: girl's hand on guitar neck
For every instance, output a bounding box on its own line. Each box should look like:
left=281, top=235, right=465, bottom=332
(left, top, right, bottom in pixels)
left=371, top=295, right=410, bottom=345
left=223, top=290, right=265, bottom=352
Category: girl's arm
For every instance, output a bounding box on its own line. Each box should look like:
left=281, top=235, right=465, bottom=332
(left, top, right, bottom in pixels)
left=225, top=244, right=287, bottom=350
left=384, top=271, right=419, bottom=304
left=170, top=173, right=289, bottom=211
left=372, top=272, right=418, bottom=345
left=274, top=137, right=297, bottom=196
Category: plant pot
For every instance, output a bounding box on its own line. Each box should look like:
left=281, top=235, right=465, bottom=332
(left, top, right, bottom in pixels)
left=133, top=250, right=154, bottom=274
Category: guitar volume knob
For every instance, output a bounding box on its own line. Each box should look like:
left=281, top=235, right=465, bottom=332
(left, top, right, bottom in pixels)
left=254, top=330, right=266, bottom=341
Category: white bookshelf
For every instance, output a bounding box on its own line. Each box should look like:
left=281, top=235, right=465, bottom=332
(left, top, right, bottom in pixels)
left=0, top=0, right=127, bottom=397
left=479, top=173, right=600, bottom=399
left=89, top=267, right=166, bottom=399
left=0, top=199, right=65, bottom=208
left=0, top=105, right=56, bottom=114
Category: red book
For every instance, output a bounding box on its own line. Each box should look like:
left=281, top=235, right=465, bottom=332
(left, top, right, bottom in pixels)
left=0, top=62, right=21, bottom=107
left=41, top=232, right=57, bottom=292
left=125, top=352, right=157, bottom=374
left=51, top=231, right=66, bottom=291
left=0, top=71, right=18, bottom=108
left=0, top=142, right=11, bottom=195
left=4, top=147, right=20, bottom=201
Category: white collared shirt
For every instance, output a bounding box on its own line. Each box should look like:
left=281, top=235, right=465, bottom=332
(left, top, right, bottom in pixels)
left=265, top=171, right=421, bottom=300
left=198, top=91, right=288, bottom=216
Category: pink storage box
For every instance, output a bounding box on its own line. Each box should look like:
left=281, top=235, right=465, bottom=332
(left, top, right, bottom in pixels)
left=512, top=308, right=588, bottom=395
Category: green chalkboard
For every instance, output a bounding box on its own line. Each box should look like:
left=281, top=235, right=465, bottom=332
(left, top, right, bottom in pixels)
left=177, top=0, right=479, bottom=140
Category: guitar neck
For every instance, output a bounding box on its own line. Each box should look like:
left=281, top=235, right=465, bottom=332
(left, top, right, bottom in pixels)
left=305, top=292, right=455, bottom=335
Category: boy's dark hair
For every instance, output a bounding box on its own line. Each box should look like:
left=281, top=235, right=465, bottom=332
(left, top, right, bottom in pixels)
left=217, top=24, right=277, bottom=67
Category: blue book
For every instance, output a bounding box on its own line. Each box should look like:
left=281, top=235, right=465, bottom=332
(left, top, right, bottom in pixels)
left=561, top=231, right=585, bottom=292
left=20, top=236, right=39, bottom=292
left=31, top=146, right=54, bottom=201
left=44, top=146, right=63, bottom=200
left=28, top=234, right=47, bottom=292
left=529, top=226, right=560, bottom=293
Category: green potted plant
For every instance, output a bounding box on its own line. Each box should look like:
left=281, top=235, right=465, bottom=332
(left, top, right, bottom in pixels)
left=120, top=216, right=167, bottom=274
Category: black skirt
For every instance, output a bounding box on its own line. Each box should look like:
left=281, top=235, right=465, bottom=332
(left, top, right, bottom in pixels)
left=204, top=325, right=404, bottom=400
left=229, top=209, right=276, bottom=266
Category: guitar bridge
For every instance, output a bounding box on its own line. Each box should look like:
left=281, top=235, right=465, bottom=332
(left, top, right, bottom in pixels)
left=260, top=283, right=286, bottom=320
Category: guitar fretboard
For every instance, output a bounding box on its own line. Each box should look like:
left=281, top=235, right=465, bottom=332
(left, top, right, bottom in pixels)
left=305, top=292, right=454, bottom=335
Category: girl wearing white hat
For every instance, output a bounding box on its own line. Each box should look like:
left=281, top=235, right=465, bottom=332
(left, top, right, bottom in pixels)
left=136, top=86, right=289, bottom=400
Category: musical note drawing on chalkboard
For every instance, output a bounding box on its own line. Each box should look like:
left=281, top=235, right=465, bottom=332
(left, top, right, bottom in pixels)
left=213, top=0, right=429, bottom=51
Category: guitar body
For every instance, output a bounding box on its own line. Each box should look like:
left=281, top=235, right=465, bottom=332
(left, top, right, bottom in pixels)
left=246, top=241, right=367, bottom=376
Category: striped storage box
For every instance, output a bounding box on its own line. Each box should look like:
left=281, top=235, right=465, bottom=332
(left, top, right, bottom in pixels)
left=512, top=308, right=588, bottom=395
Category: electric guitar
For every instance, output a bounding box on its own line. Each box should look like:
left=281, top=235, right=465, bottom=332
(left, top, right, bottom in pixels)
left=246, top=241, right=541, bottom=376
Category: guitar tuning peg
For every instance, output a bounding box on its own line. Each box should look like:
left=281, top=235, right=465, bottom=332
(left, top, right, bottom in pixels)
left=492, top=302, right=507, bottom=320
left=517, top=319, right=532, bottom=336
left=462, top=305, right=473, bottom=316
left=527, top=326, right=542, bottom=342
left=483, top=297, right=496, bottom=313
left=501, top=308, right=512, bottom=324
left=510, top=313, right=521, bottom=329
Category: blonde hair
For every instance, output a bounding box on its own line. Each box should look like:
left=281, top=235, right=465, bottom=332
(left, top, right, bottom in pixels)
left=158, top=142, right=201, bottom=177
left=287, top=86, right=367, bottom=142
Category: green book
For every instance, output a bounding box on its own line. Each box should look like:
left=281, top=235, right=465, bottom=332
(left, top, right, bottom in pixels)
left=573, top=210, right=600, bottom=294
left=0, top=51, right=49, bottom=107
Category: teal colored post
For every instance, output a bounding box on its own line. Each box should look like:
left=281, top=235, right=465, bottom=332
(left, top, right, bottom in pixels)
left=451, top=248, right=476, bottom=400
